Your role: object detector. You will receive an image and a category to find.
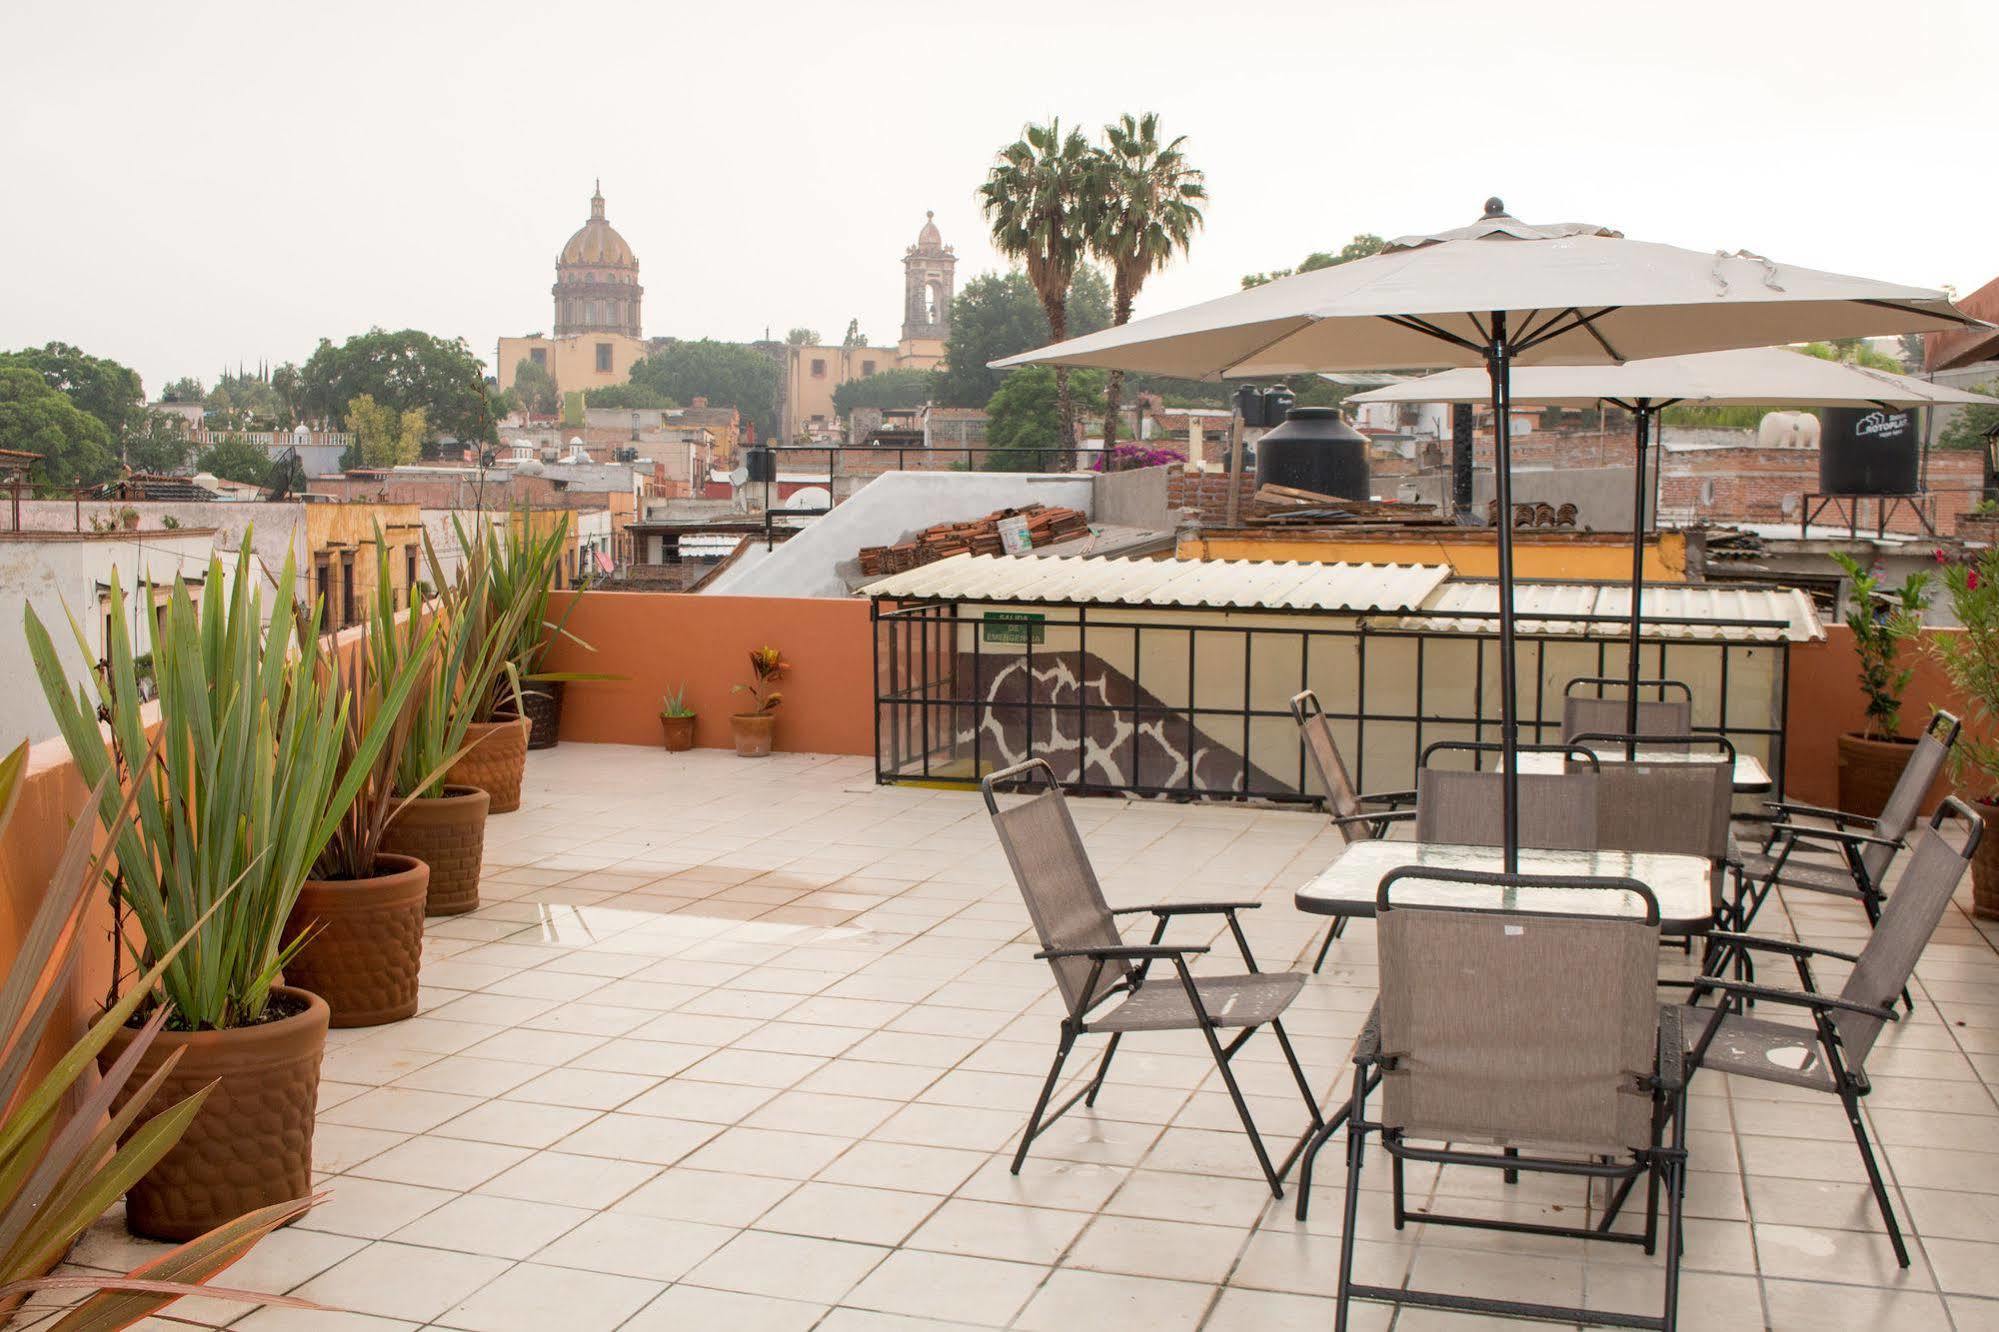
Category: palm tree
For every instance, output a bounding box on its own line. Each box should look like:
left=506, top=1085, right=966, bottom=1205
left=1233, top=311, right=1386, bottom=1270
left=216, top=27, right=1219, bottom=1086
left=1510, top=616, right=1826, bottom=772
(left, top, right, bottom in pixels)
left=1090, top=113, right=1206, bottom=448
left=980, top=120, right=1094, bottom=450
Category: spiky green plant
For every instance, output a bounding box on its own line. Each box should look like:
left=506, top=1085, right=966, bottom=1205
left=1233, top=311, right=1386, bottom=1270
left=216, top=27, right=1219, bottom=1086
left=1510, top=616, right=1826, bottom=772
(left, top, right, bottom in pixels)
left=1832, top=550, right=1932, bottom=740
left=0, top=742, right=321, bottom=1327
left=479, top=509, right=613, bottom=719
left=25, top=537, right=390, bottom=1030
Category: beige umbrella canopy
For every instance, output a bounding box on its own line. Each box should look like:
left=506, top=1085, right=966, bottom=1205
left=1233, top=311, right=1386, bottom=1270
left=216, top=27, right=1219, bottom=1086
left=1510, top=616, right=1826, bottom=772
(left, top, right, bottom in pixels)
left=1347, top=348, right=1999, bottom=742
left=995, top=199, right=1985, bottom=862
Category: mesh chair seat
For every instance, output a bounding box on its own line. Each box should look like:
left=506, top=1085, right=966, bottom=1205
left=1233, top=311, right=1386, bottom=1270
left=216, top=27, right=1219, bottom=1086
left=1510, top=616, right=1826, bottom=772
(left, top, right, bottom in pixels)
left=1735, top=848, right=1868, bottom=900
left=1088, top=971, right=1305, bottom=1034
left=1670, top=1004, right=1832, bottom=1091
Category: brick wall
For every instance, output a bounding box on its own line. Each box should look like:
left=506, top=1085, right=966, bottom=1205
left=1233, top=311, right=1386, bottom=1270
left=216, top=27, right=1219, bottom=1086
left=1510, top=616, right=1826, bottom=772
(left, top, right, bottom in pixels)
left=1164, top=465, right=1260, bottom=524
left=1660, top=447, right=1981, bottom=533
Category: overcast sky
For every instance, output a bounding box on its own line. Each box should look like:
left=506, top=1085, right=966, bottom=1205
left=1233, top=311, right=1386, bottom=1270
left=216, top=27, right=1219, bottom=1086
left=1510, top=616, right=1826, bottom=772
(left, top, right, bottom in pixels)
left=3, top=0, right=1990, bottom=395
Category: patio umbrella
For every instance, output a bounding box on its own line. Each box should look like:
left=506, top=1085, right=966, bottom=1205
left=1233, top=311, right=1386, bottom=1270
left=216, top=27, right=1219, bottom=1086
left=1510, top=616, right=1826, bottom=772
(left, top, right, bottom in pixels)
left=994, top=198, right=1985, bottom=865
left=1346, top=347, right=1999, bottom=747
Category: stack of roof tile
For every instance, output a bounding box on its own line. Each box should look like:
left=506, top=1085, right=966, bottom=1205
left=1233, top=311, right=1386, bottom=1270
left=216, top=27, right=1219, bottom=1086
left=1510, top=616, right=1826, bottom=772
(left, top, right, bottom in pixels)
left=858, top=504, right=1090, bottom=576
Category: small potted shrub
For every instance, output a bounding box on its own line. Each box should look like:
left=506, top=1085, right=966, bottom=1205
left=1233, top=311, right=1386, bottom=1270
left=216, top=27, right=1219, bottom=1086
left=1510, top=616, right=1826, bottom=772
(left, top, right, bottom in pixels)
left=661, top=685, right=697, bottom=752
left=282, top=538, right=443, bottom=1025
left=730, top=646, right=786, bottom=757
left=28, top=540, right=351, bottom=1241
left=1832, top=551, right=1932, bottom=818
left=1931, top=547, right=1999, bottom=914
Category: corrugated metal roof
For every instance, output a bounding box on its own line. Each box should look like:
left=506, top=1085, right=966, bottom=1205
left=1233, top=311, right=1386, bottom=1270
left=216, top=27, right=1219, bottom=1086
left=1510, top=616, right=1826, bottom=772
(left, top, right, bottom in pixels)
left=1373, top=582, right=1822, bottom=642
left=862, top=554, right=1451, bottom=613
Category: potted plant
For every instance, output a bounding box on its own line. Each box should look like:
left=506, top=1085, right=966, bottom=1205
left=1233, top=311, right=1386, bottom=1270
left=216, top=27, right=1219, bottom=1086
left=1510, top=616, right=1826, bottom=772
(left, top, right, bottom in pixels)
left=1931, top=547, right=1999, bottom=914
left=487, top=510, right=611, bottom=750
left=660, top=685, right=696, bottom=751
left=437, top=517, right=548, bottom=811
left=730, top=646, right=787, bottom=757
left=1831, top=551, right=1932, bottom=818
left=0, top=742, right=321, bottom=1324
left=281, top=538, right=443, bottom=1026
left=26, top=540, right=361, bottom=1241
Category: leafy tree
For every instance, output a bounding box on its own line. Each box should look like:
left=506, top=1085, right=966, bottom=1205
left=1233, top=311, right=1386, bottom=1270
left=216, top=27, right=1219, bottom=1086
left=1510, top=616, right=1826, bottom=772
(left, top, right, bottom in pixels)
left=124, top=410, right=194, bottom=475
left=984, top=365, right=1105, bottom=471
left=299, top=327, right=496, bottom=449
left=833, top=367, right=936, bottom=416
left=196, top=432, right=271, bottom=486
left=785, top=327, right=821, bottom=347
left=1089, top=112, right=1206, bottom=446
left=840, top=319, right=868, bottom=349
left=624, top=339, right=780, bottom=440
left=0, top=367, right=119, bottom=486
left=206, top=369, right=278, bottom=425
left=934, top=271, right=1112, bottom=410
left=0, top=342, right=145, bottom=444
left=1938, top=381, right=1999, bottom=452
left=270, top=362, right=303, bottom=424
left=1800, top=339, right=1903, bottom=373
left=160, top=376, right=205, bottom=404
left=512, top=357, right=559, bottom=415
left=1241, top=233, right=1385, bottom=288
left=345, top=393, right=426, bottom=468
left=584, top=381, right=678, bottom=410
left=980, top=119, right=1095, bottom=444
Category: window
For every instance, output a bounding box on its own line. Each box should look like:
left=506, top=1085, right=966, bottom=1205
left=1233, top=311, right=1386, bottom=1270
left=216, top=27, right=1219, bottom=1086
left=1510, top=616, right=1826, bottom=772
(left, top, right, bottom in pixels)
left=340, top=555, right=356, bottom=628
left=404, top=545, right=418, bottom=605
left=862, top=360, right=876, bottom=377
left=529, top=347, right=547, bottom=367
left=811, top=358, right=827, bottom=379
left=596, top=343, right=613, bottom=373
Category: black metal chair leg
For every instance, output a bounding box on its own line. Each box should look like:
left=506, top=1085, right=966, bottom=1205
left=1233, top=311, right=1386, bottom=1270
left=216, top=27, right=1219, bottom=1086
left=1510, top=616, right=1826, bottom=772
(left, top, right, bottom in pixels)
left=1333, top=1074, right=1369, bottom=1332
left=1196, top=1017, right=1283, bottom=1197
left=1843, top=1088, right=1911, bottom=1268
left=1312, top=916, right=1347, bottom=973
left=1083, top=1032, right=1121, bottom=1108
left=1011, top=1032, right=1073, bottom=1176
left=1269, top=1019, right=1326, bottom=1131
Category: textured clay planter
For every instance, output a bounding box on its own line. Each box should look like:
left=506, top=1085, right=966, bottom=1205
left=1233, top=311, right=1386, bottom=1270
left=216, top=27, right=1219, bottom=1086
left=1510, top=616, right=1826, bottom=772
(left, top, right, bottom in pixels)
left=1973, top=800, right=1999, bottom=920
left=446, top=711, right=529, bottom=813
left=731, top=713, right=775, bottom=758
left=381, top=785, right=490, bottom=915
left=281, top=854, right=429, bottom=1027
left=100, top=986, right=328, bottom=1242
left=661, top=714, right=696, bottom=752
left=521, top=681, right=564, bottom=750
left=1836, top=732, right=1916, bottom=821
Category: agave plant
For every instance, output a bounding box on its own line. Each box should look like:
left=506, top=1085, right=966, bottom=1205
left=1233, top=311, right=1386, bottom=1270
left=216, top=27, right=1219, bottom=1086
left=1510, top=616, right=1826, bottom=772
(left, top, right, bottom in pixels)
left=478, top=509, right=612, bottom=719
left=0, top=741, right=319, bottom=1328
left=25, top=537, right=389, bottom=1031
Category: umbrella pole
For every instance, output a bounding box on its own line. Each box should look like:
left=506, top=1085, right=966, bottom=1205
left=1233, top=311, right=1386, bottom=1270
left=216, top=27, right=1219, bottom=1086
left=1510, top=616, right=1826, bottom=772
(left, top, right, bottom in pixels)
left=1485, top=312, right=1519, bottom=871
left=1625, top=402, right=1652, bottom=755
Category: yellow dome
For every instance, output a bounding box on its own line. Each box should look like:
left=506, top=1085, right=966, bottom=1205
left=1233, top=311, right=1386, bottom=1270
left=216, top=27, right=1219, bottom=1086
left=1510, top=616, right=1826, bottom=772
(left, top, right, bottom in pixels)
left=559, top=184, right=637, bottom=270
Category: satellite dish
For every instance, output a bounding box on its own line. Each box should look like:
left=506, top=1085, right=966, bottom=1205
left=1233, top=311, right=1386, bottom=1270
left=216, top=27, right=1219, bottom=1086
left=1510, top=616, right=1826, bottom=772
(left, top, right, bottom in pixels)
left=728, top=466, right=750, bottom=487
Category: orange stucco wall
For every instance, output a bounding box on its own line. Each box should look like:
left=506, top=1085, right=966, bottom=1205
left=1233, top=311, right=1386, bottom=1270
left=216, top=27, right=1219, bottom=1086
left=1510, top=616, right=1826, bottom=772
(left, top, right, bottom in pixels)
left=543, top=591, right=876, bottom=756
left=1781, top=625, right=1976, bottom=812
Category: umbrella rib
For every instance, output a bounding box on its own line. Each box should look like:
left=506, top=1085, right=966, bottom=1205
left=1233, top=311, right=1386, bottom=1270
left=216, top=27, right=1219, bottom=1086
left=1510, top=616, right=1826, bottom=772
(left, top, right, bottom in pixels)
left=1859, top=297, right=1983, bottom=329
left=1379, top=315, right=1484, bottom=355
left=1217, top=317, right=1322, bottom=377
left=1518, top=307, right=1624, bottom=359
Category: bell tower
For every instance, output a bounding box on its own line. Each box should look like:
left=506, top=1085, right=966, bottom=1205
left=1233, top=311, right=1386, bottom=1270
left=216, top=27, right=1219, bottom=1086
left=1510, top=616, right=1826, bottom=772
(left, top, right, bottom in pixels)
left=900, top=211, right=955, bottom=351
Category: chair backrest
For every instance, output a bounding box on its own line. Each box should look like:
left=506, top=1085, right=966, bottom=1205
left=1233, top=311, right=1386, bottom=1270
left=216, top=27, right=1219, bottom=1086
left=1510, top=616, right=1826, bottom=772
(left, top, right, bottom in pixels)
left=1563, top=697, right=1692, bottom=747
left=1863, top=711, right=1962, bottom=881
left=1416, top=769, right=1600, bottom=850
left=1576, top=732, right=1736, bottom=866
left=1835, top=798, right=1982, bottom=1067
left=982, top=761, right=1128, bottom=1019
left=1374, top=867, right=1661, bottom=1154
left=1291, top=690, right=1365, bottom=842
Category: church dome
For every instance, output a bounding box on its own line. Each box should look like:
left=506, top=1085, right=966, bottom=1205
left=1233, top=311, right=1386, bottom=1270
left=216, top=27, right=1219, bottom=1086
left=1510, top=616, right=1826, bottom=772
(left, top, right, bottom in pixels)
left=560, top=184, right=637, bottom=270
left=915, top=210, right=942, bottom=249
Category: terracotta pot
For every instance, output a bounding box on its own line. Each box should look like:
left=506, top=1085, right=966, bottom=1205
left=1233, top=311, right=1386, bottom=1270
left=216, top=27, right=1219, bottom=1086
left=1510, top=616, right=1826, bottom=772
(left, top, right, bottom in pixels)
left=281, top=854, right=428, bottom=1027
left=1973, top=800, right=1999, bottom=920
left=1836, top=732, right=1916, bottom=820
left=731, top=712, right=775, bottom=758
left=446, top=711, right=529, bottom=813
left=100, top=986, right=328, bottom=1242
left=381, top=785, right=489, bottom=915
left=520, top=680, right=564, bottom=750
left=661, top=714, right=696, bottom=752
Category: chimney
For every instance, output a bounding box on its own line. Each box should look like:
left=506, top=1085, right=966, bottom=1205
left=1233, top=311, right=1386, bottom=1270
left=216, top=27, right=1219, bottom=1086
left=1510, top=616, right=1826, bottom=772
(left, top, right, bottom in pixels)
left=691, top=396, right=708, bottom=409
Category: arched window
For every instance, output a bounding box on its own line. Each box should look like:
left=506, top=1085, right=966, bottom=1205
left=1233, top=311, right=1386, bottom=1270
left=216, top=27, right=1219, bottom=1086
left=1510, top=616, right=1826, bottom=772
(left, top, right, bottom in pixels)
left=585, top=272, right=597, bottom=284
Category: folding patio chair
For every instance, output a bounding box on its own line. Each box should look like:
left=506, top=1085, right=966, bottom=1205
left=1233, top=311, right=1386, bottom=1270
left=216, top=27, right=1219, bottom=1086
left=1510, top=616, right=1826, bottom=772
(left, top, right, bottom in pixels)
left=1736, top=710, right=1960, bottom=938
left=1292, top=689, right=1416, bottom=972
left=1415, top=741, right=1601, bottom=851
left=1335, top=867, right=1688, bottom=1331
left=1581, top=731, right=1741, bottom=943
left=1679, top=799, right=1981, bottom=1267
left=1562, top=676, right=1694, bottom=748
left=981, top=759, right=1323, bottom=1197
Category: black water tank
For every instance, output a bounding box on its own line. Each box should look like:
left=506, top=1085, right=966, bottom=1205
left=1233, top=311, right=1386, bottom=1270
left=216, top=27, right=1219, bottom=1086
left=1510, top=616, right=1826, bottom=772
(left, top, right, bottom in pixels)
left=745, top=445, right=776, bottom=483
left=1255, top=407, right=1370, bottom=500
left=1818, top=407, right=1918, bottom=495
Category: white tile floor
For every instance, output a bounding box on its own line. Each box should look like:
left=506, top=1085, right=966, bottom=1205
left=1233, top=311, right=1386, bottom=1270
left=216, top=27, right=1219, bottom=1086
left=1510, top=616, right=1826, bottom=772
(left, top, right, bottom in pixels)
left=32, top=745, right=1999, bottom=1330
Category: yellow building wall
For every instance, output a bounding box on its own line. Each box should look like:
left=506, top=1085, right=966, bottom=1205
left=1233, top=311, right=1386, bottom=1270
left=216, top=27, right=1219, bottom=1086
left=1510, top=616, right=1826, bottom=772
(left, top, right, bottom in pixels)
left=782, top=343, right=913, bottom=441
left=303, top=503, right=427, bottom=625
left=1174, top=530, right=1688, bottom=582
left=497, top=334, right=648, bottom=396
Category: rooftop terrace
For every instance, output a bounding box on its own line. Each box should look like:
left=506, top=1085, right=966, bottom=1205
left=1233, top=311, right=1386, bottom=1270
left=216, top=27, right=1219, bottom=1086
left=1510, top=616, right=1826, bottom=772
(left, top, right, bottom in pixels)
left=36, top=745, right=1999, bottom=1331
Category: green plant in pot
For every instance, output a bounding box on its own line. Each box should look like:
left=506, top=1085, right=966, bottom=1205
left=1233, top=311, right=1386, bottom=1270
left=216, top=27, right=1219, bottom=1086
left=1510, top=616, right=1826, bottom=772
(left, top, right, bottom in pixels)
left=0, top=742, right=323, bottom=1326
left=730, top=646, right=787, bottom=758
left=485, top=509, right=613, bottom=751
left=1831, top=550, right=1932, bottom=819
left=25, top=539, right=364, bottom=1241
left=281, top=537, right=445, bottom=1026
left=433, top=517, right=549, bottom=814
left=1931, top=546, right=1999, bottom=914
left=660, top=684, right=696, bottom=752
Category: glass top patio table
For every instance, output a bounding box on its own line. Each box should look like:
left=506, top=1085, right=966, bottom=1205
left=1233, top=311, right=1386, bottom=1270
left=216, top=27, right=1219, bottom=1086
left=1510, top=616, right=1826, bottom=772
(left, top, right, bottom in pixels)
left=1293, top=840, right=1717, bottom=932
left=1515, top=748, right=1771, bottom=793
